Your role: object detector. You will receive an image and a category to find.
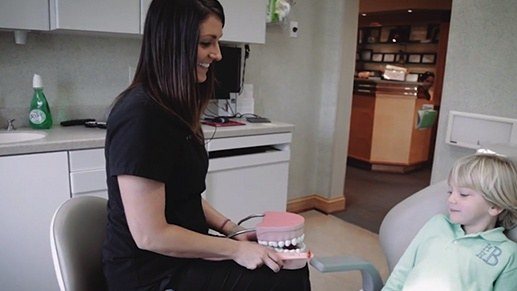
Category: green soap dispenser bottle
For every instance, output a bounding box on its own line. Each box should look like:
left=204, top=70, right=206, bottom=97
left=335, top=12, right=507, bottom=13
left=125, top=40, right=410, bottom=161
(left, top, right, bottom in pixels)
left=29, top=74, right=53, bottom=129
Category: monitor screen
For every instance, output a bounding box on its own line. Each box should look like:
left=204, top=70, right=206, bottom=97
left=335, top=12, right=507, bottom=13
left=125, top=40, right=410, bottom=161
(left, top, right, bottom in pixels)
left=213, top=46, right=242, bottom=99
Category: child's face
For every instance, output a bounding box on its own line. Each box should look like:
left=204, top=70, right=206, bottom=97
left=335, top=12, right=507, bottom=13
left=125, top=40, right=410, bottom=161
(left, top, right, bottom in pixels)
left=447, top=186, right=501, bottom=234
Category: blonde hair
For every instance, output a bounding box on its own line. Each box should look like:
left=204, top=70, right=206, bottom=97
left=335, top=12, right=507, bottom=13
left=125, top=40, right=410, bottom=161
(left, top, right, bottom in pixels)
left=448, top=153, right=517, bottom=230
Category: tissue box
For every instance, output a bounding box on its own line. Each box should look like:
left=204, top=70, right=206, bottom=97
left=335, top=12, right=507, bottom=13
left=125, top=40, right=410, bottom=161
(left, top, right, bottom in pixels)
left=405, top=73, right=419, bottom=82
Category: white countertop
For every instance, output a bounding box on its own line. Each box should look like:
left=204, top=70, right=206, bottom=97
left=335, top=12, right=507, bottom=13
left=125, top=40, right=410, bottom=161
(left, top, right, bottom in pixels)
left=0, top=120, right=294, bottom=156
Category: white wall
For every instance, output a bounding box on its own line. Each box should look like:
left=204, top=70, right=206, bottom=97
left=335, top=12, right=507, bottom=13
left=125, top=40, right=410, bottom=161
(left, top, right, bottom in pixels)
left=0, top=32, right=140, bottom=124
left=247, top=0, right=358, bottom=200
left=430, top=0, right=517, bottom=182
left=0, top=0, right=359, bottom=202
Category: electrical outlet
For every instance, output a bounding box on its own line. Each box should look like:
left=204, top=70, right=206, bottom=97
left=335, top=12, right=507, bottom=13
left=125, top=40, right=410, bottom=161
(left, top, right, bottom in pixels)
left=289, top=21, right=299, bottom=38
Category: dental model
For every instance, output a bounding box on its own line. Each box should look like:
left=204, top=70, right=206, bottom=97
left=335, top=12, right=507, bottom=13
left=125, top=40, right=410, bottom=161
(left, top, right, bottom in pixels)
left=255, top=211, right=311, bottom=269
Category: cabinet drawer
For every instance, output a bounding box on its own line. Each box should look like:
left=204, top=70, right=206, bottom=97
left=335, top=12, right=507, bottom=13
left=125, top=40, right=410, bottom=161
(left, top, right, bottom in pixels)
left=69, top=148, right=105, bottom=171
left=206, top=133, right=292, bottom=152
left=70, top=169, right=107, bottom=194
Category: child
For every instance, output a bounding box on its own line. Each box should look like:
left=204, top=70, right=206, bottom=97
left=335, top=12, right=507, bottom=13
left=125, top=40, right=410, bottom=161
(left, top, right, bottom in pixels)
left=383, top=153, right=517, bottom=291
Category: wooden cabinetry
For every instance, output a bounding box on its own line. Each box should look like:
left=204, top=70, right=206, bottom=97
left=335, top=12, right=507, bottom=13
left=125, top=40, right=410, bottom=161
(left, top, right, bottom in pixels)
left=348, top=10, right=450, bottom=171
left=356, top=24, right=441, bottom=80
left=348, top=87, right=434, bottom=173
left=0, top=0, right=50, bottom=30
left=356, top=10, right=450, bottom=104
left=348, top=95, right=375, bottom=160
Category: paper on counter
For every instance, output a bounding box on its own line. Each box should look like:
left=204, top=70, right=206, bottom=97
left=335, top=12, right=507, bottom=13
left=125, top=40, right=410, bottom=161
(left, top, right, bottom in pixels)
left=236, top=84, right=255, bottom=114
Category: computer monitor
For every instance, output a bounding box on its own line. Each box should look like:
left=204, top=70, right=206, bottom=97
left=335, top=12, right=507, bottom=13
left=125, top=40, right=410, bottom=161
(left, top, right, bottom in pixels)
left=213, top=46, right=242, bottom=99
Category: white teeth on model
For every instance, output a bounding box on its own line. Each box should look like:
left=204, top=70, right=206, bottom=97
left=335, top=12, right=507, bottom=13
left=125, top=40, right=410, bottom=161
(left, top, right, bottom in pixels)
left=272, top=247, right=305, bottom=253
left=262, top=234, right=305, bottom=249
left=198, top=63, right=210, bottom=68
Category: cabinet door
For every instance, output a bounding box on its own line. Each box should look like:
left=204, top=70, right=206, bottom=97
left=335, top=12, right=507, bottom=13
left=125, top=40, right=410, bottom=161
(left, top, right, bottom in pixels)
left=0, top=0, right=50, bottom=30
left=140, top=0, right=152, bottom=34
left=205, top=160, right=289, bottom=224
left=69, top=148, right=108, bottom=199
left=51, top=0, right=140, bottom=34
left=140, top=0, right=266, bottom=43
left=220, top=0, right=266, bottom=44
left=0, top=152, right=70, bottom=290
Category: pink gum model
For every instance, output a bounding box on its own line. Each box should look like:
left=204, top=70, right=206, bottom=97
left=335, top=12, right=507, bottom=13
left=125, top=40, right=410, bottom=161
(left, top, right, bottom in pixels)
left=256, top=211, right=305, bottom=242
left=256, top=211, right=310, bottom=269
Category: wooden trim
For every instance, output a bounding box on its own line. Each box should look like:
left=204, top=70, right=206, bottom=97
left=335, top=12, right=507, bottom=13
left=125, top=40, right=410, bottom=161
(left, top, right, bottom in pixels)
left=371, top=163, right=425, bottom=173
left=287, top=194, right=346, bottom=214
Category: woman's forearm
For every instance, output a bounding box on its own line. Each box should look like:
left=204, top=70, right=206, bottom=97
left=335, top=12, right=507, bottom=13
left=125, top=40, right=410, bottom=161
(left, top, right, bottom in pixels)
left=119, top=175, right=239, bottom=260
left=202, top=198, right=239, bottom=235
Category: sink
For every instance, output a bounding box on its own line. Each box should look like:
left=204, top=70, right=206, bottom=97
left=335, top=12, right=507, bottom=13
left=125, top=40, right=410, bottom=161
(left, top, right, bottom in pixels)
left=0, top=131, right=47, bottom=144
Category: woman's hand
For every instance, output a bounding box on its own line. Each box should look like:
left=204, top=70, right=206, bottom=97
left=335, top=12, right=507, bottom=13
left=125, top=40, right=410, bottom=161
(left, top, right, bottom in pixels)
left=232, top=241, right=283, bottom=272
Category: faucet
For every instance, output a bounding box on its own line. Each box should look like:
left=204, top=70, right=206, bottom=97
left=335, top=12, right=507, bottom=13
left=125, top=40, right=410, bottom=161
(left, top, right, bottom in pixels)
left=6, top=119, right=16, bottom=131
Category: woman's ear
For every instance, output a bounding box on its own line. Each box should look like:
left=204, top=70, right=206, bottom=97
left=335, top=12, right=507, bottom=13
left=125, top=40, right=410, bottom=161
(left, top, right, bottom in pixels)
left=488, top=205, right=503, bottom=216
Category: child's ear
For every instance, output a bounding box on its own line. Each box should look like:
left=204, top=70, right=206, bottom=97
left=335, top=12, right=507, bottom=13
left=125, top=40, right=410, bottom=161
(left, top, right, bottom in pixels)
left=488, top=205, right=503, bottom=216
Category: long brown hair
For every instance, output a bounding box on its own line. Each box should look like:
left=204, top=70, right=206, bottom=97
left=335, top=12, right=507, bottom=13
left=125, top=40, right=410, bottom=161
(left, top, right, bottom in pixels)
left=117, top=0, right=224, bottom=142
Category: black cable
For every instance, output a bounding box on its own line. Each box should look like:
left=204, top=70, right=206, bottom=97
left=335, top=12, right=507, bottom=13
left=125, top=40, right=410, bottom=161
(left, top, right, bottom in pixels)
left=237, top=213, right=265, bottom=225
left=204, top=123, right=217, bottom=145
left=239, top=44, right=250, bottom=95
left=225, top=99, right=236, bottom=116
left=235, top=113, right=259, bottom=118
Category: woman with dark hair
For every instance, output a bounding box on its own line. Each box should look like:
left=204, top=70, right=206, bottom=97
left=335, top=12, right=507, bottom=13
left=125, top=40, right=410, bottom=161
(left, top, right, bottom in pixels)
left=103, top=0, right=310, bottom=290
left=417, top=71, right=435, bottom=100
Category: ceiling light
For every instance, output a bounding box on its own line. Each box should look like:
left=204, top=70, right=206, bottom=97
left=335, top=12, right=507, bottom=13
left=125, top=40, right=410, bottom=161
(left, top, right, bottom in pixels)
left=408, top=9, right=413, bottom=13
left=361, top=13, right=367, bottom=16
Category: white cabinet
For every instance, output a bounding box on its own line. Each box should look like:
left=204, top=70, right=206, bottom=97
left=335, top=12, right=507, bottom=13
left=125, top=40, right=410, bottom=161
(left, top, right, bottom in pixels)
left=204, top=133, right=292, bottom=222
left=140, top=0, right=152, bottom=34
left=1, top=0, right=265, bottom=42
left=68, top=148, right=108, bottom=198
left=219, top=0, right=266, bottom=44
left=0, top=152, right=70, bottom=290
left=140, top=0, right=266, bottom=43
left=0, top=126, right=291, bottom=289
left=50, top=0, right=140, bottom=34
left=0, top=0, right=50, bottom=30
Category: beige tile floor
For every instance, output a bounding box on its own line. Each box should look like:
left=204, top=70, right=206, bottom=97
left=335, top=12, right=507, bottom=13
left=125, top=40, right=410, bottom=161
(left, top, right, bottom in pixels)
left=301, top=210, right=389, bottom=291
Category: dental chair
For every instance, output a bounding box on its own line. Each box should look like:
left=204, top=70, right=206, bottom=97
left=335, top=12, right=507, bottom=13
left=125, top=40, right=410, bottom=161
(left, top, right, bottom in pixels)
left=310, top=179, right=517, bottom=291
left=50, top=196, right=108, bottom=291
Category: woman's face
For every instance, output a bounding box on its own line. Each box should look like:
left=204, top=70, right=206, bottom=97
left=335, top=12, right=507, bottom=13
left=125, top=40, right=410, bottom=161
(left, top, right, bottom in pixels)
left=197, top=15, right=223, bottom=83
left=422, top=76, right=434, bottom=88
